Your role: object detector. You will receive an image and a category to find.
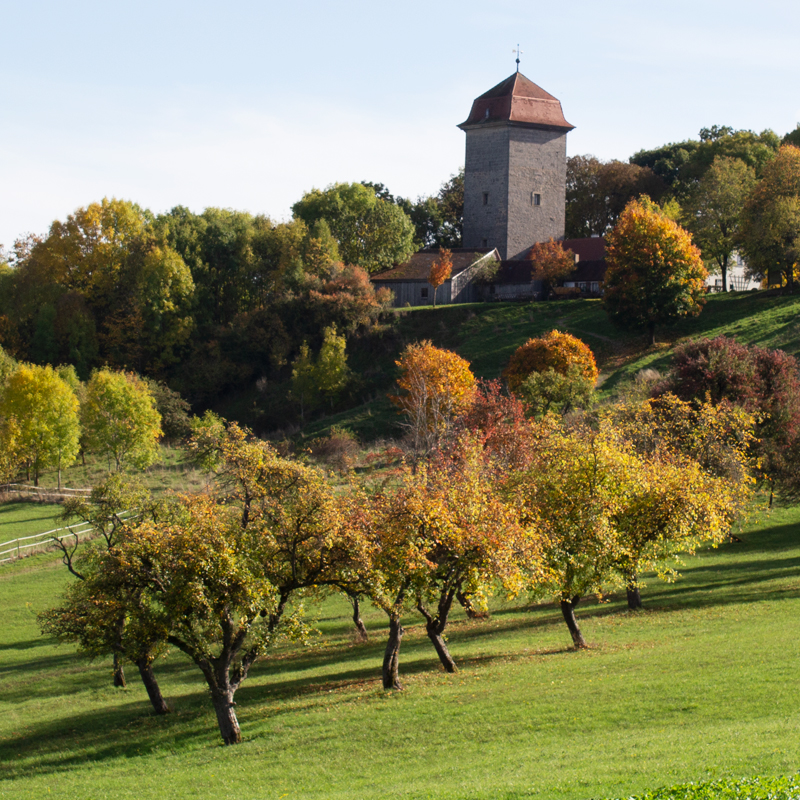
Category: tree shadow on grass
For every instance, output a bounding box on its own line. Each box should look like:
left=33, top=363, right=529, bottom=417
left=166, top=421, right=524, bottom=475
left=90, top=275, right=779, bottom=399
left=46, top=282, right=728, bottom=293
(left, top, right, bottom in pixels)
left=0, top=694, right=216, bottom=781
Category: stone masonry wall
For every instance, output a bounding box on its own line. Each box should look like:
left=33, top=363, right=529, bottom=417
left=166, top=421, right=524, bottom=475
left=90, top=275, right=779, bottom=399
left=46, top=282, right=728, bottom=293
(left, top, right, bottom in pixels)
left=462, top=126, right=510, bottom=256
left=506, top=127, right=567, bottom=260
left=462, top=124, right=567, bottom=260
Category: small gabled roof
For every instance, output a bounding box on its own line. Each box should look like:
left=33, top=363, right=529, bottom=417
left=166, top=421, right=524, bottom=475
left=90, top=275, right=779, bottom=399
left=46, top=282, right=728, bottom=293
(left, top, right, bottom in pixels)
left=372, top=249, right=498, bottom=282
left=459, top=72, right=574, bottom=132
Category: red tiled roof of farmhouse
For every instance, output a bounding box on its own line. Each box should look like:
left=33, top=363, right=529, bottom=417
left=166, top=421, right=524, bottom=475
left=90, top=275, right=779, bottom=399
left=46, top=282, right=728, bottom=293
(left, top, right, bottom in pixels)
left=459, top=72, right=574, bottom=131
left=372, top=249, right=497, bottom=281
left=562, top=237, right=605, bottom=261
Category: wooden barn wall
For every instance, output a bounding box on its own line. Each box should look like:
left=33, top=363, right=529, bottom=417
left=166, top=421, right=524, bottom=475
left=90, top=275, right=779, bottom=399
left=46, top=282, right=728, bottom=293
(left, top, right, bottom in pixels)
left=373, top=281, right=453, bottom=307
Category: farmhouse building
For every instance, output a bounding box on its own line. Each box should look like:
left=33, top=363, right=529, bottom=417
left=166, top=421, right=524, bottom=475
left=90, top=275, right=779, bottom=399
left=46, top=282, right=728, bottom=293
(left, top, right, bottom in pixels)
left=372, top=249, right=499, bottom=306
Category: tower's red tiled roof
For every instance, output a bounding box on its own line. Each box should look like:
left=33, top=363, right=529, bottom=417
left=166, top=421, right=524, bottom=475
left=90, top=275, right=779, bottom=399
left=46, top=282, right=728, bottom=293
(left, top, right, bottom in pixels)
left=459, top=72, right=574, bottom=132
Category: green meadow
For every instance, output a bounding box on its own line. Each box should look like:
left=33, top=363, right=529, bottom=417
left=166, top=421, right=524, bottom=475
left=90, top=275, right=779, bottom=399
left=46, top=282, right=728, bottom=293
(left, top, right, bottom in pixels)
left=2, top=504, right=799, bottom=800
left=3, top=291, right=800, bottom=798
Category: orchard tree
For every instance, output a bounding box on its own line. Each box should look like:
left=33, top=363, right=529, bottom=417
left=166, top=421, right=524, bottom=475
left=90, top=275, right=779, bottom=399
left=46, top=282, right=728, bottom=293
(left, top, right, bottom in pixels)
left=428, top=248, right=452, bottom=308
left=604, top=197, right=707, bottom=345
left=104, top=495, right=288, bottom=744
left=53, top=474, right=158, bottom=689
left=360, top=437, right=537, bottom=688
left=612, top=450, right=744, bottom=610
left=609, top=394, right=755, bottom=608
left=739, top=145, right=800, bottom=292
left=391, top=341, right=477, bottom=458
left=507, top=420, right=630, bottom=648
left=40, top=546, right=171, bottom=714
left=83, top=369, right=162, bottom=471
left=0, top=363, right=80, bottom=486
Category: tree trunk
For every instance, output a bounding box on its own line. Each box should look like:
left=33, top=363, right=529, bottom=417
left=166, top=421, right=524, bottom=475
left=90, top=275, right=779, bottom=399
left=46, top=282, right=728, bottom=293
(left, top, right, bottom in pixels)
left=626, top=582, right=642, bottom=610
left=457, top=590, right=487, bottom=620
left=382, top=615, right=404, bottom=690
left=560, top=595, right=587, bottom=649
left=210, top=687, right=242, bottom=745
left=418, top=596, right=458, bottom=673
left=425, top=624, right=457, bottom=673
left=136, top=659, right=170, bottom=715
left=346, top=592, right=369, bottom=641
left=647, top=322, right=656, bottom=347
left=721, top=256, right=729, bottom=293
left=113, top=653, right=127, bottom=687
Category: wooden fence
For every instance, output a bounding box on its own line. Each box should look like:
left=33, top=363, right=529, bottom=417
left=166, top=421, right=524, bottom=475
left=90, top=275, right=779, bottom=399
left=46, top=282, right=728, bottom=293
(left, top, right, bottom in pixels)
left=0, top=483, right=92, bottom=501
left=0, top=521, right=95, bottom=564
left=0, top=510, right=135, bottom=565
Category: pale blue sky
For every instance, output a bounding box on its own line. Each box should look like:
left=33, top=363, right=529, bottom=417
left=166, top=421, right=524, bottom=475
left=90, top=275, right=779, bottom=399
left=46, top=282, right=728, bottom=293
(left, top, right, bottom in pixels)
left=2, top=0, right=799, bottom=250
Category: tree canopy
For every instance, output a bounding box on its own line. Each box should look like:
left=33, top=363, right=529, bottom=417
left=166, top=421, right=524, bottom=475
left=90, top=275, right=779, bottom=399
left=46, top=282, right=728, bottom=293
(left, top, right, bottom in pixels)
left=739, top=145, right=800, bottom=292
left=0, top=363, right=80, bottom=486
left=83, top=369, right=162, bottom=471
left=292, top=182, right=416, bottom=273
left=566, top=156, right=666, bottom=238
left=683, top=156, right=756, bottom=291
left=604, top=197, right=707, bottom=345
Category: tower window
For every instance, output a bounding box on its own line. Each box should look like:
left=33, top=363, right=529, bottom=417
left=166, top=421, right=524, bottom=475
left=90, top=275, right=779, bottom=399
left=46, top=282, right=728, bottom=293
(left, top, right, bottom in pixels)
left=532, top=193, right=541, bottom=206
left=481, top=238, right=488, bottom=248
left=482, top=192, right=489, bottom=206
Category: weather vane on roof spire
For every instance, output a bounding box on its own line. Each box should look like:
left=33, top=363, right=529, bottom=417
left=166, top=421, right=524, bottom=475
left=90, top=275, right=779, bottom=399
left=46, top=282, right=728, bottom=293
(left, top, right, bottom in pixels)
left=513, top=44, right=522, bottom=72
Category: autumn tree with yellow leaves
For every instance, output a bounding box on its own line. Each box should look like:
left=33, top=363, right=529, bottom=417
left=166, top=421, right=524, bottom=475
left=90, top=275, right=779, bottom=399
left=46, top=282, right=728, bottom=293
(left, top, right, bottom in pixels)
left=604, top=197, right=707, bottom=345
left=391, top=341, right=477, bottom=458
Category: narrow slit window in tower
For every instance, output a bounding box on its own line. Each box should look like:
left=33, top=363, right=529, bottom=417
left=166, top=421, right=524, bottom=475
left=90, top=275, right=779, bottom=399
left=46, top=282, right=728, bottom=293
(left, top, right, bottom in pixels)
left=482, top=192, right=489, bottom=206
left=532, top=192, right=541, bottom=206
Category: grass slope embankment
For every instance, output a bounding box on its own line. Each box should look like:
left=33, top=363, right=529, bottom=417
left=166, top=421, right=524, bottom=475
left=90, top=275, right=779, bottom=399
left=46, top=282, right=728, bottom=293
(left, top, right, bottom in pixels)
left=304, top=291, right=800, bottom=441
left=1, top=505, right=799, bottom=800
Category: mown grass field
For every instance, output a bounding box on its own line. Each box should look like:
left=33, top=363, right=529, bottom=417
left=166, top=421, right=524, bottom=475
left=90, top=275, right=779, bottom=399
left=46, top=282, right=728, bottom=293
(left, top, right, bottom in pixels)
left=0, top=502, right=63, bottom=544
left=2, top=504, right=799, bottom=800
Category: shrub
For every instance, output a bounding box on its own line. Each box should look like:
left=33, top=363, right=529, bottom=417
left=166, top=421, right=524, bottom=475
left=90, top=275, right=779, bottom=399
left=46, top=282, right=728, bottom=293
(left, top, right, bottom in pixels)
left=502, top=330, right=598, bottom=392
left=307, top=426, right=360, bottom=471
left=661, top=336, right=800, bottom=500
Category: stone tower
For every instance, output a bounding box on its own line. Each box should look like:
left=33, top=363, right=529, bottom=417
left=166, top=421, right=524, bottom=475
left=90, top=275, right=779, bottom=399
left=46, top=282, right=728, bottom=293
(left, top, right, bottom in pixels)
left=458, top=72, right=574, bottom=260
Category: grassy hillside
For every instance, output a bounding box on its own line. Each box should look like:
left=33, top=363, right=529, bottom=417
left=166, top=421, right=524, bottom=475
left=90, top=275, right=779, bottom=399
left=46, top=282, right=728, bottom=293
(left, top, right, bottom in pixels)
left=0, top=502, right=63, bottom=544
left=303, top=291, right=800, bottom=441
left=1, top=505, right=799, bottom=799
